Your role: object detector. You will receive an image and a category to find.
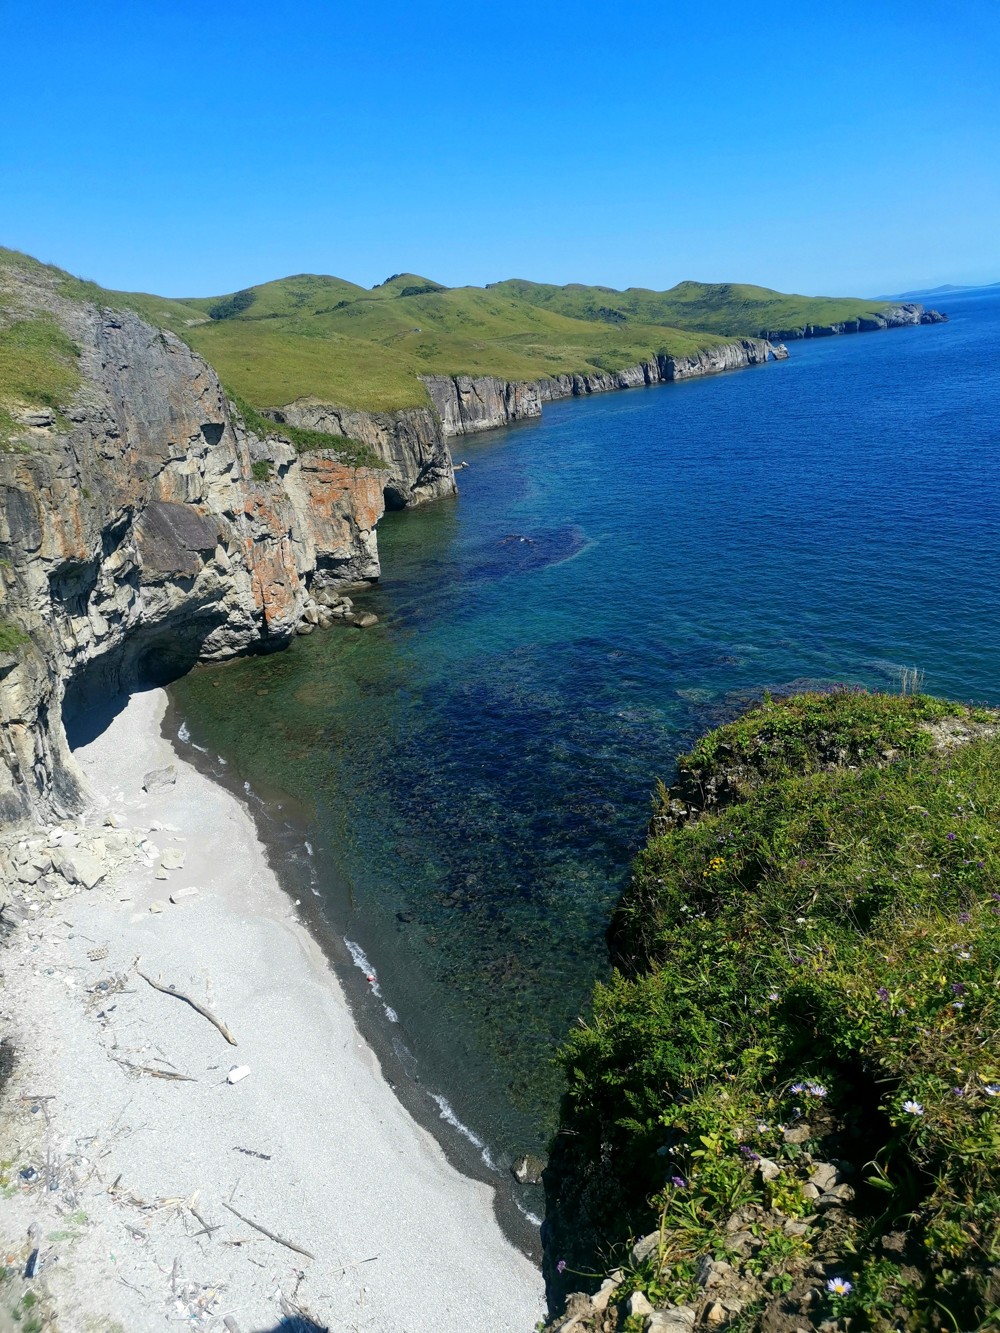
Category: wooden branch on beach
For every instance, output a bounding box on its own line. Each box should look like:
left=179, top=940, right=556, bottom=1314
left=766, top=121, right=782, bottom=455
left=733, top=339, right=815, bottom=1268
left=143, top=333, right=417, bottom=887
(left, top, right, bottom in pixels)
left=222, top=1202, right=315, bottom=1259
left=134, top=959, right=237, bottom=1045
left=112, top=1056, right=197, bottom=1082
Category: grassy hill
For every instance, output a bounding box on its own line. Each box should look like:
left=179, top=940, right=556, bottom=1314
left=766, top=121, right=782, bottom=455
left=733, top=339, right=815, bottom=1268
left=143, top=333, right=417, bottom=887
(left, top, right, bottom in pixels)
left=2, top=246, right=915, bottom=424
left=178, top=276, right=720, bottom=413
left=488, top=277, right=894, bottom=339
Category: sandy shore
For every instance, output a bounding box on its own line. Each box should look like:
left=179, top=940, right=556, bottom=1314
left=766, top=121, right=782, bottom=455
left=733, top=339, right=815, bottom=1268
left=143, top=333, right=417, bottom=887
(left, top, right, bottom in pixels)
left=0, top=688, right=545, bottom=1332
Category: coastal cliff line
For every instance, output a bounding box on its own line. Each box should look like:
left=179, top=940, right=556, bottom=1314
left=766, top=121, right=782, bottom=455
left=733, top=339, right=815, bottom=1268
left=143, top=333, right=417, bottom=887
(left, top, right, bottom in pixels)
left=0, top=262, right=424, bottom=827
left=421, top=338, right=787, bottom=437
left=757, top=299, right=947, bottom=342
left=0, top=255, right=945, bottom=834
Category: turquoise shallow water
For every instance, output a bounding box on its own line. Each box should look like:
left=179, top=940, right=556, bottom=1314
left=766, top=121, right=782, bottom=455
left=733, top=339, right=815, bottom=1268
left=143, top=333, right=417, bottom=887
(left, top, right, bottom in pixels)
left=169, top=287, right=1000, bottom=1224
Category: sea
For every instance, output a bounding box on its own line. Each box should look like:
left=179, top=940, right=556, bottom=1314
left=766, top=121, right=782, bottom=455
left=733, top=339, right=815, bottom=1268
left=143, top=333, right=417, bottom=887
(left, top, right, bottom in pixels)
left=168, top=285, right=1000, bottom=1242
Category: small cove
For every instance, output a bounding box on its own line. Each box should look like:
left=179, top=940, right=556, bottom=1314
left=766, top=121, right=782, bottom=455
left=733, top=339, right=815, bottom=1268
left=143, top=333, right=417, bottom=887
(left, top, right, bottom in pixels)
left=169, top=288, right=1000, bottom=1230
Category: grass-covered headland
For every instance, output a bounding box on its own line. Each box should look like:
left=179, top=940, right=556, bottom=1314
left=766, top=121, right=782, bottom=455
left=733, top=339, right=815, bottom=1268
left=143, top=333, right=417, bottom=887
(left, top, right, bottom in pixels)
left=547, top=690, right=1000, bottom=1333
left=2, top=246, right=920, bottom=422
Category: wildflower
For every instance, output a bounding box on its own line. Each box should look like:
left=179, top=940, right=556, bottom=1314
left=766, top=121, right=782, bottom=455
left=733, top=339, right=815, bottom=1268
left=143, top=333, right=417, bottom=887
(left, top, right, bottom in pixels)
left=984, top=1085, right=1000, bottom=1097
left=806, top=1083, right=828, bottom=1099
left=739, top=1145, right=760, bottom=1161
left=951, top=983, right=966, bottom=996
left=768, top=991, right=780, bottom=1002
left=902, top=1100, right=924, bottom=1115
left=671, top=1175, right=687, bottom=1189
left=952, top=1001, right=965, bottom=1009
left=556, top=1259, right=567, bottom=1274
left=826, top=1277, right=853, bottom=1296
left=947, top=833, right=957, bottom=841
left=790, top=1083, right=805, bottom=1094
left=877, top=987, right=890, bottom=1002
left=952, top=1087, right=965, bottom=1097
left=958, top=911, right=972, bottom=924
left=756, top=1122, right=769, bottom=1133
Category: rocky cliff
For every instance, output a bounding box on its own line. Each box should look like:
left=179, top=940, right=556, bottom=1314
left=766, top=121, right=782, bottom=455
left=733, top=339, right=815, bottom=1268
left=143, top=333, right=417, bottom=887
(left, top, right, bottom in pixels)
left=422, top=338, right=786, bottom=436
left=0, top=265, right=390, bottom=825
left=268, top=398, right=457, bottom=509
left=759, top=300, right=947, bottom=341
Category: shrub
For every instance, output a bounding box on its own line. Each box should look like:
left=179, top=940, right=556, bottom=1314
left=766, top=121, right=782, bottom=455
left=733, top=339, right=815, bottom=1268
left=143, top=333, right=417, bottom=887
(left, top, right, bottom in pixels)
left=208, top=289, right=257, bottom=321
left=0, top=620, right=29, bottom=653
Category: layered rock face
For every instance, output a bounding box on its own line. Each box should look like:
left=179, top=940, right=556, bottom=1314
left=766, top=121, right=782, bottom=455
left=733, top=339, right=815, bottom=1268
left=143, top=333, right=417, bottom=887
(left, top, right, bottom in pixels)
left=423, top=338, right=785, bottom=436
left=270, top=399, right=457, bottom=509
left=759, top=301, right=947, bottom=341
left=0, top=269, right=388, bottom=824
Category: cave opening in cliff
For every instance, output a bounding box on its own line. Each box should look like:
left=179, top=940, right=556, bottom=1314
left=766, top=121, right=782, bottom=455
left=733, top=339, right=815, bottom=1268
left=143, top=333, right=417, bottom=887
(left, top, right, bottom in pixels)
left=382, top=484, right=409, bottom=511
left=63, top=623, right=222, bottom=751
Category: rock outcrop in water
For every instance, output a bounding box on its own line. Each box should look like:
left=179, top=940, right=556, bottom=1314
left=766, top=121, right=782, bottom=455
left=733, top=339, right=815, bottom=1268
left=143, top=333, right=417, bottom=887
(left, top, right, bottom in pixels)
left=0, top=265, right=388, bottom=823
left=422, top=338, right=786, bottom=436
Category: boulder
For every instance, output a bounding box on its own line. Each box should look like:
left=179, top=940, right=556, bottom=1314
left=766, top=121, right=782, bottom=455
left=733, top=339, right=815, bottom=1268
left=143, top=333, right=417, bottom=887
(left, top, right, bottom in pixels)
left=55, top=848, right=106, bottom=889
left=352, top=611, right=378, bottom=629
left=631, top=1231, right=660, bottom=1266
left=647, top=1307, right=696, bottom=1332
left=143, top=765, right=177, bottom=794
left=510, top=1153, right=547, bottom=1185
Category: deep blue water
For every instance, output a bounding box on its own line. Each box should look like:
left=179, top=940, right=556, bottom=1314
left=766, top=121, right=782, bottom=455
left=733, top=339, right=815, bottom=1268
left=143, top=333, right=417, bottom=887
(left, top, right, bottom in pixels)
left=170, top=287, right=1000, bottom=1228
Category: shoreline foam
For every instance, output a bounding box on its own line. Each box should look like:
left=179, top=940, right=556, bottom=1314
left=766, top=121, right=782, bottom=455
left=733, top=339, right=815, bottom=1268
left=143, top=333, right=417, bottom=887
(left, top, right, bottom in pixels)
left=1, top=687, right=545, bottom=1332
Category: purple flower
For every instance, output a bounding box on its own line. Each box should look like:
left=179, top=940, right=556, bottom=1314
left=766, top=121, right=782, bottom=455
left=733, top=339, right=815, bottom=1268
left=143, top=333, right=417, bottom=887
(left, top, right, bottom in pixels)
left=790, top=1082, right=805, bottom=1094
left=877, top=987, right=890, bottom=1003
left=951, top=983, right=966, bottom=996
left=826, top=1277, right=853, bottom=1297
left=952, top=1087, right=965, bottom=1097
left=671, top=1175, right=687, bottom=1189
left=958, top=912, right=972, bottom=924
left=739, top=1145, right=760, bottom=1161
left=556, top=1259, right=567, bottom=1274
left=947, top=833, right=957, bottom=841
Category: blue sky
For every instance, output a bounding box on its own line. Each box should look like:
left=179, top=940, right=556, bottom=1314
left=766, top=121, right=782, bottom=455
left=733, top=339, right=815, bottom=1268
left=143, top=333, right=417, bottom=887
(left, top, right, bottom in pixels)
left=2, top=0, right=997, bottom=297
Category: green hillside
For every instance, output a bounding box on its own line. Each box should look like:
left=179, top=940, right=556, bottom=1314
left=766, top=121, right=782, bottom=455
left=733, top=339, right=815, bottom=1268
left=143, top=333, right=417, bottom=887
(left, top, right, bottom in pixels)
left=179, top=277, right=717, bottom=413
left=2, top=246, right=915, bottom=421
left=488, top=277, right=893, bottom=339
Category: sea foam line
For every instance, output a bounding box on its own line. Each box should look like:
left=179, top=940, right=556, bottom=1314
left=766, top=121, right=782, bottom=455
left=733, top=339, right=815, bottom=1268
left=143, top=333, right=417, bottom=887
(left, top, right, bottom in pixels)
left=344, top=938, right=399, bottom=1022
left=176, top=719, right=208, bottom=753
left=513, top=1197, right=543, bottom=1228
left=429, top=1093, right=498, bottom=1172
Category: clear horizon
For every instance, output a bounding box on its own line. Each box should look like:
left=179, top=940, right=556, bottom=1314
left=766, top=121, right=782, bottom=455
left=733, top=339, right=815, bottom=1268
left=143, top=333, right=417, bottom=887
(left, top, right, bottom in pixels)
left=3, top=0, right=997, bottom=300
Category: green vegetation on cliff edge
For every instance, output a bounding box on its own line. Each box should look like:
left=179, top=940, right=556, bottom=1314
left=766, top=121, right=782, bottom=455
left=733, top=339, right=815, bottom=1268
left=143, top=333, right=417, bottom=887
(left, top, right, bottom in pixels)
left=552, top=690, right=1000, bottom=1332
left=1, top=247, right=907, bottom=418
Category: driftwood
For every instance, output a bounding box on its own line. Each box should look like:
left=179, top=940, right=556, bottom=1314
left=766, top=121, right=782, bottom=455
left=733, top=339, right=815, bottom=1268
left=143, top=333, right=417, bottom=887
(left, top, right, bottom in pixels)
left=222, top=1202, right=315, bottom=1259
left=135, top=959, right=237, bottom=1045
left=112, top=1057, right=196, bottom=1082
